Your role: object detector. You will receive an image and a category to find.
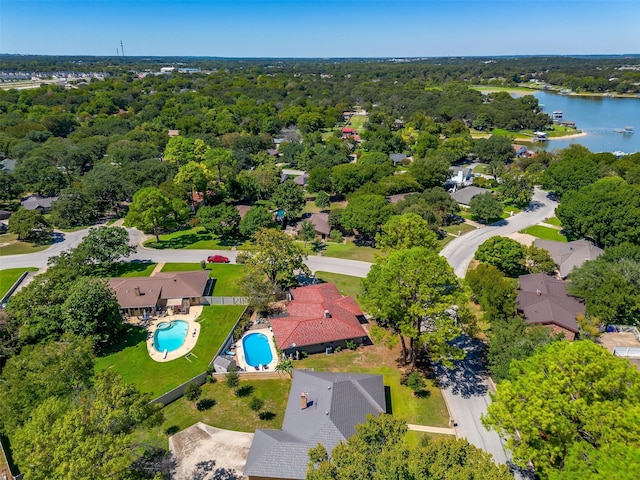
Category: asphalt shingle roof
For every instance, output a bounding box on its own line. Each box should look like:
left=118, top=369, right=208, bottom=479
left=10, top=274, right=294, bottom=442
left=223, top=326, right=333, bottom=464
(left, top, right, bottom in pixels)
left=243, top=370, right=385, bottom=480
left=449, top=186, right=489, bottom=206
left=534, top=239, right=604, bottom=278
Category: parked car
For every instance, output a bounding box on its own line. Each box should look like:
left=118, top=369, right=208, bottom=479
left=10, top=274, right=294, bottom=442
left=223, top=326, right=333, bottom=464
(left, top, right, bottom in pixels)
left=207, top=254, right=230, bottom=263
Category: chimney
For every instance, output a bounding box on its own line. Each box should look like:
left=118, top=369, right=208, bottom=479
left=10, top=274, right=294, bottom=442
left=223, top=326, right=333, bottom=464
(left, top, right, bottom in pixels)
left=536, top=289, right=541, bottom=296
left=324, top=309, right=331, bottom=318
left=134, top=287, right=141, bottom=296
left=300, top=392, right=307, bottom=410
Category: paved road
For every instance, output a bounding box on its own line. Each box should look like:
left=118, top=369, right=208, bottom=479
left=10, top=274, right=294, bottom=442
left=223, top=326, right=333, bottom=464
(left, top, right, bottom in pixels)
left=441, top=187, right=558, bottom=278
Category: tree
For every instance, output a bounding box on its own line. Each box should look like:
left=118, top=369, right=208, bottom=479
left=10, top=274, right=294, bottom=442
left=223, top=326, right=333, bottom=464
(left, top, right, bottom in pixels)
left=410, top=154, right=451, bottom=189
left=361, top=247, right=468, bottom=367
left=568, top=243, right=640, bottom=325
left=556, top=177, right=640, bottom=247
left=307, top=167, right=333, bottom=193
left=341, top=194, right=394, bottom=240
left=184, top=381, right=202, bottom=402
left=225, top=368, right=240, bottom=388
left=197, top=203, right=241, bottom=238
left=406, top=370, right=425, bottom=394
left=124, top=186, right=173, bottom=242
left=376, top=213, right=439, bottom=251
left=475, top=236, right=525, bottom=277
left=0, top=336, right=95, bottom=433
left=204, top=147, right=236, bottom=183
left=314, top=190, right=331, bottom=209
left=498, top=172, right=533, bottom=208
left=239, top=205, right=275, bottom=238
left=522, top=244, right=556, bottom=274
left=242, top=228, right=308, bottom=294
left=12, top=369, right=163, bottom=480
left=473, top=135, right=515, bottom=164
left=307, top=414, right=511, bottom=480
left=271, top=180, right=306, bottom=223
left=469, top=192, right=503, bottom=224
left=8, top=207, right=52, bottom=243
left=61, top=278, right=123, bottom=349
left=300, top=219, right=317, bottom=250
left=483, top=341, right=640, bottom=479
left=70, top=226, right=136, bottom=277
left=466, top=264, right=517, bottom=321
left=542, top=155, right=599, bottom=198
left=249, top=396, right=264, bottom=413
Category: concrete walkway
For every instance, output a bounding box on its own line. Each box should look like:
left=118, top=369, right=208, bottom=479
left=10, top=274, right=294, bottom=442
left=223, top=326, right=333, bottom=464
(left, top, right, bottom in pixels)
left=406, top=424, right=456, bottom=435
left=149, top=262, right=165, bottom=276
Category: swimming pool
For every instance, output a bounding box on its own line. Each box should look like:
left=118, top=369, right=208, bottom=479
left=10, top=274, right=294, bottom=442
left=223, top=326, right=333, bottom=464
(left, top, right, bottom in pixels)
left=242, top=332, right=273, bottom=367
left=154, top=320, right=189, bottom=353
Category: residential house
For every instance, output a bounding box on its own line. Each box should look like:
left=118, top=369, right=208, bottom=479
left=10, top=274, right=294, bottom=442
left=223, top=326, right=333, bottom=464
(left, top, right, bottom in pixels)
left=0, top=159, right=15, bottom=174
left=449, top=186, right=490, bottom=207
left=389, top=152, right=408, bottom=166
left=243, top=370, right=386, bottom=480
left=341, top=127, right=355, bottom=137
left=235, top=204, right=252, bottom=219
left=512, top=144, right=528, bottom=157
left=107, top=270, right=211, bottom=317
left=167, top=129, right=180, bottom=137
left=20, top=194, right=58, bottom=213
left=386, top=192, right=417, bottom=204
left=297, top=212, right=330, bottom=239
left=448, top=166, right=473, bottom=186
left=516, top=273, right=584, bottom=340
left=534, top=239, right=604, bottom=278
left=270, top=283, right=368, bottom=356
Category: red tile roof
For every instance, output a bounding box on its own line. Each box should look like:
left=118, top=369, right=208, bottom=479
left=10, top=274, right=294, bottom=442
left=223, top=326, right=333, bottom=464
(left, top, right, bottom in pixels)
left=271, top=283, right=366, bottom=350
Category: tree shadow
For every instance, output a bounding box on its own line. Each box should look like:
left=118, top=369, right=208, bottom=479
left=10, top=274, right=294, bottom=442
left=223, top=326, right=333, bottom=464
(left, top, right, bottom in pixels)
left=433, top=336, right=489, bottom=398
left=197, top=398, right=216, bottom=411
left=190, top=460, right=240, bottom=480
left=113, top=259, right=155, bottom=276
left=97, top=324, right=147, bottom=356
left=165, top=425, right=180, bottom=436
left=384, top=386, right=393, bottom=414
left=235, top=385, right=254, bottom=397
left=259, top=411, right=276, bottom=421
left=414, top=389, right=431, bottom=399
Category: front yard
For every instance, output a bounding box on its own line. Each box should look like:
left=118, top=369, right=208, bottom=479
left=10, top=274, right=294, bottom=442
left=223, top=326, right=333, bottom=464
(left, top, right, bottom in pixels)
left=0, top=268, right=38, bottom=299
left=95, top=305, right=245, bottom=398
left=0, top=234, right=49, bottom=256
left=520, top=225, right=568, bottom=242
left=160, top=263, right=246, bottom=296
left=143, top=228, right=239, bottom=250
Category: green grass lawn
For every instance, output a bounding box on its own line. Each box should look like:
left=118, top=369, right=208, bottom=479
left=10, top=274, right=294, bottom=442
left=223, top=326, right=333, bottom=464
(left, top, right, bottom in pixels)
left=472, top=164, right=489, bottom=174
left=544, top=216, right=562, bottom=227
left=95, top=305, right=245, bottom=398
left=112, top=261, right=157, bottom=277
left=136, top=376, right=291, bottom=449
left=161, top=263, right=246, bottom=296
left=520, top=225, right=568, bottom=242
left=442, top=223, right=477, bottom=237
left=320, top=240, right=380, bottom=263
left=0, top=268, right=38, bottom=299
left=349, top=115, right=368, bottom=131
left=297, top=349, right=450, bottom=428
left=143, top=228, right=241, bottom=250
left=0, top=234, right=49, bottom=256
left=314, top=271, right=363, bottom=300
left=301, top=200, right=325, bottom=215
left=501, top=205, right=522, bottom=219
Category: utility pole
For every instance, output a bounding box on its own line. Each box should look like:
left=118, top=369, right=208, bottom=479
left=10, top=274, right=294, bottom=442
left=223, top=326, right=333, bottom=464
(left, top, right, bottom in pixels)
left=120, top=40, right=125, bottom=58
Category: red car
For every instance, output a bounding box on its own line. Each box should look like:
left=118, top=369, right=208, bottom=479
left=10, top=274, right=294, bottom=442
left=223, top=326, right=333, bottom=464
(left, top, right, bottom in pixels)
left=207, top=255, right=230, bottom=263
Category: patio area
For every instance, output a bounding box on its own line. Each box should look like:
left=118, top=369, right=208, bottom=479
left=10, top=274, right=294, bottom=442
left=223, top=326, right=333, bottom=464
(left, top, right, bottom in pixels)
left=144, top=305, right=204, bottom=362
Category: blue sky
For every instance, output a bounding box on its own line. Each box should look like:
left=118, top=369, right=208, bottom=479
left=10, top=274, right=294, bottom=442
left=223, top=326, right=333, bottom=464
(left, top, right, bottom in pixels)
left=1, top=0, right=639, bottom=57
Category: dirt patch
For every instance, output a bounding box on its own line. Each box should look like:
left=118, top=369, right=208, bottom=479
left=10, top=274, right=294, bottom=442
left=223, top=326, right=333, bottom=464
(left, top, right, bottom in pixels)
left=506, top=232, right=536, bottom=246
left=598, top=332, right=640, bottom=352
left=169, top=423, right=254, bottom=480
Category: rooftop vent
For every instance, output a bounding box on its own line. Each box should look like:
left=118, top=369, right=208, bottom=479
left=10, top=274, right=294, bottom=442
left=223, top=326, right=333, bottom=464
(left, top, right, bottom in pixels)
left=536, top=289, right=542, bottom=296
left=300, top=392, right=308, bottom=410
left=324, top=310, right=331, bottom=318
left=134, top=287, right=141, bottom=296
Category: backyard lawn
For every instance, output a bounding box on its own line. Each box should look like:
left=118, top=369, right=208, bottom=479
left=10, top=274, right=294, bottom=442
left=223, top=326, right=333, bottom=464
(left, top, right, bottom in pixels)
left=95, top=305, right=245, bottom=398
left=160, top=263, right=246, bottom=296
left=0, top=268, right=38, bottom=299
left=314, top=271, right=363, bottom=301
left=348, top=114, right=368, bottom=131
left=143, top=228, right=240, bottom=250
left=136, top=376, right=291, bottom=449
left=520, top=225, right=567, bottom=242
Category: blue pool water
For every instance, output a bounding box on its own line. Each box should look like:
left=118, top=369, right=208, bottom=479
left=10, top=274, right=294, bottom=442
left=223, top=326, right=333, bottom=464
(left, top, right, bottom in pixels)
left=242, top=333, right=273, bottom=367
left=154, top=320, right=189, bottom=353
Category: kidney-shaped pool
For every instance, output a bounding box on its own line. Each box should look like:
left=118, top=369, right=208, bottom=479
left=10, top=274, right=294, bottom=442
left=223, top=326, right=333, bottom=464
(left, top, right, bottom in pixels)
left=154, top=320, right=189, bottom=353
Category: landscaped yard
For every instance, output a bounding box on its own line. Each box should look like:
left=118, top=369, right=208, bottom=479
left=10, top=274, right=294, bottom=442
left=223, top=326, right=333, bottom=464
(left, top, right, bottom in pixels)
left=112, top=261, right=157, bottom=277
left=143, top=228, right=240, bottom=250
left=0, top=234, right=49, bottom=256
left=320, top=240, right=380, bottom=263
left=95, top=305, right=245, bottom=398
left=544, top=216, right=562, bottom=227
left=161, top=263, right=246, bottom=296
left=0, top=268, right=38, bottom=299
left=520, top=225, right=567, bottom=242
left=314, top=271, right=363, bottom=301
left=136, top=376, right=291, bottom=449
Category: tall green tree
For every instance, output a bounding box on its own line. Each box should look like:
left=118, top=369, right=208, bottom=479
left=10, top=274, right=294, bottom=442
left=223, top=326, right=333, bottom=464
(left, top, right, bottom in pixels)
left=8, top=207, right=52, bottom=243
left=197, top=203, right=241, bottom=238
left=69, top=226, right=136, bottom=277
left=124, top=186, right=173, bottom=242
left=483, top=341, right=640, bottom=479
left=271, top=180, right=306, bottom=223
left=361, top=247, right=468, bottom=367
left=239, top=206, right=275, bottom=238
left=469, top=192, right=503, bottom=224
left=473, top=135, right=515, bottom=164
left=475, top=236, right=525, bottom=277
left=376, top=213, right=439, bottom=251
left=341, top=194, right=394, bottom=240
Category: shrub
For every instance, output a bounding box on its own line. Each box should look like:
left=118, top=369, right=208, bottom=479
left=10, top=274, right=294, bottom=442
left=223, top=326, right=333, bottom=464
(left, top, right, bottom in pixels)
left=406, top=370, right=425, bottom=393
left=369, top=325, right=387, bottom=344
left=329, top=230, right=343, bottom=243
left=184, top=381, right=202, bottom=402
left=225, top=369, right=240, bottom=388
left=249, top=396, right=265, bottom=412
left=200, top=259, right=206, bottom=269
left=334, top=345, right=342, bottom=353
left=196, top=398, right=216, bottom=411
left=345, top=339, right=357, bottom=350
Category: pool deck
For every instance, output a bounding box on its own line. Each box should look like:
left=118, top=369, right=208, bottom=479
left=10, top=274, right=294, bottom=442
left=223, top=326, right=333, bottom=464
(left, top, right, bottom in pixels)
left=147, top=305, right=203, bottom=362
left=235, top=328, right=279, bottom=372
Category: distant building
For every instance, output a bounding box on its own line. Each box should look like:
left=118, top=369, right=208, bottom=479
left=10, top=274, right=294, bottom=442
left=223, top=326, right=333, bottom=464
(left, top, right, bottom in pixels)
left=297, top=212, right=330, bottom=239
left=448, top=166, right=473, bottom=186
left=534, top=239, right=604, bottom=278
left=389, top=152, right=409, bottom=166
left=167, top=129, right=180, bottom=137
left=244, top=370, right=386, bottom=480
left=21, top=195, right=58, bottom=213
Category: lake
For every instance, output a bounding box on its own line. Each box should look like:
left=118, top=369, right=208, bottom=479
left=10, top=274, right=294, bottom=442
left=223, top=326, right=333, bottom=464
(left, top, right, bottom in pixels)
left=517, top=91, right=639, bottom=154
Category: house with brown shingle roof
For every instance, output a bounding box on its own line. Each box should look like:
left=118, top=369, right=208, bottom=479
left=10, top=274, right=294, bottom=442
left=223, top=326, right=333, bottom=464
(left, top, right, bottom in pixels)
left=270, top=283, right=368, bottom=356
left=297, top=212, right=330, bottom=238
left=516, top=273, right=584, bottom=340
left=107, top=270, right=211, bottom=316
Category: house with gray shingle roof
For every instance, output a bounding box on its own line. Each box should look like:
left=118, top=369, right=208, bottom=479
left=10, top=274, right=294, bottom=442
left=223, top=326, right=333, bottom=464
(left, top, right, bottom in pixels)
left=21, top=194, right=58, bottom=213
left=533, top=239, right=604, bottom=278
left=243, top=370, right=385, bottom=480
left=449, top=186, right=490, bottom=207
